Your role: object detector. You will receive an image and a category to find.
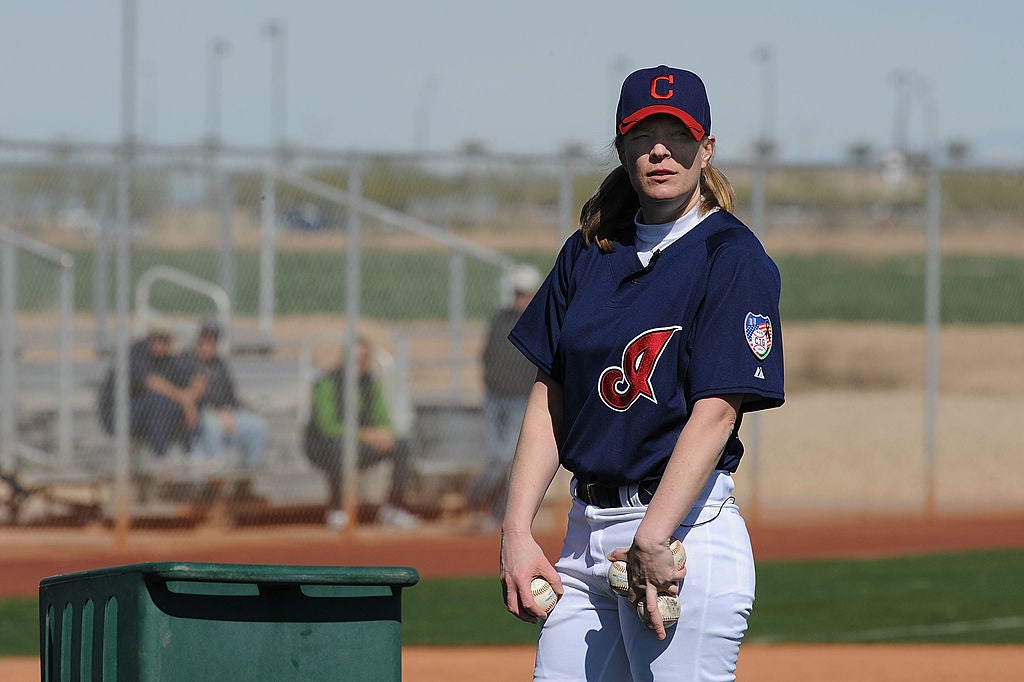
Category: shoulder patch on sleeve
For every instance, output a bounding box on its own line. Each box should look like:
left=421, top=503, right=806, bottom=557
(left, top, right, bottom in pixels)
left=744, top=312, right=774, bottom=360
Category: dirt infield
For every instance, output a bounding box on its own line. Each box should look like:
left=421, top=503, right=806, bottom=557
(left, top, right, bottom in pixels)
left=406, top=644, right=1024, bottom=682
left=2, top=644, right=1022, bottom=681
left=4, top=514, right=1024, bottom=680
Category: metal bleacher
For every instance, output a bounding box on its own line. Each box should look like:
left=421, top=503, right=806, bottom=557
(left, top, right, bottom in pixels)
left=4, top=327, right=490, bottom=527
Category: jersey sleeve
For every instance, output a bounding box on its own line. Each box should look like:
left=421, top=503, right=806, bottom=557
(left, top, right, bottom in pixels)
left=507, top=234, right=581, bottom=381
left=686, top=230, right=785, bottom=413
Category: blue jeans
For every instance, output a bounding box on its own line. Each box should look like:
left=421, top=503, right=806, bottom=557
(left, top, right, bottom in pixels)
left=193, top=408, right=267, bottom=470
left=466, top=393, right=528, bottom=520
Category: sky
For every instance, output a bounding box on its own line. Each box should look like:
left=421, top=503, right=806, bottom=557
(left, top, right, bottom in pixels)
left=2, top=0, right=1023, bottom=165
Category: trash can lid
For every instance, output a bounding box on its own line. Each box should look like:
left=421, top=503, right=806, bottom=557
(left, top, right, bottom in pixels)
left=39, top=562, right=420, bottom=589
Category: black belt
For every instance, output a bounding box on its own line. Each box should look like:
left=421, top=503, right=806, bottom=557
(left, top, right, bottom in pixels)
left=575, top=478, right=661, bottom=508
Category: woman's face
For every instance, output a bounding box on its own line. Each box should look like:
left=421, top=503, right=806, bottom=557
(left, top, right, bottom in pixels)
left=618, top=114, right=714, bottom=223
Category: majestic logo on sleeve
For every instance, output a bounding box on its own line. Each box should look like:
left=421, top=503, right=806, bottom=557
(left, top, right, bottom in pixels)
left=598, top=326, right=681, bottom=412
left=744, top=312, right=774, bottom=360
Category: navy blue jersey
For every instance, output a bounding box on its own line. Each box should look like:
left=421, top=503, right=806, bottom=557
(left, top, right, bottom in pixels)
left=509, top=210, right=784, bottom=485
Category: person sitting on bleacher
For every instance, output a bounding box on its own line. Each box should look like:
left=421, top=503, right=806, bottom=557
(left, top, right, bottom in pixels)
left=183, top=319, right=267, bottom=491
left=99, top=327, right=202, bottom=458
left=303, top=337, right=421, bottom=530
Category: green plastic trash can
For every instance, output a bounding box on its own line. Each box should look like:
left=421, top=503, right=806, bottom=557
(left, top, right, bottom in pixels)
left=39, top=561, right=419, bottom=681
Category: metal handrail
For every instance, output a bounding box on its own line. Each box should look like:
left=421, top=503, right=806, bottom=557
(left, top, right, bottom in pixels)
left=133, top=266, right=232, bottom=350
left=0, top=225, right=75, bottom=470
left=274, top=165, right=514, bottom=268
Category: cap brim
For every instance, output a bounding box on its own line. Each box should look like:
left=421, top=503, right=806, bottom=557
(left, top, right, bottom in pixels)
left=618, top=105, right=706, bottom=140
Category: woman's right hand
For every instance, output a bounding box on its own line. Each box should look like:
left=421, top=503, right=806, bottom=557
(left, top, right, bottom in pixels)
left=608, top=536, right=686, bottom=641
left=500, top=529, right=562, bottom=623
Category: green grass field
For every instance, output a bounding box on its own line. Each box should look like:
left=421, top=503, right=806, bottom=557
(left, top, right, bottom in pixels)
left=3, top=549, right=1022, bottom=657
left=15, top=249, right=1024, bottom=324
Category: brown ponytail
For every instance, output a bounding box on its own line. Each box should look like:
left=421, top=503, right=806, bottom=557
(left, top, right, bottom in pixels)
left=699, top=162, right=735, bottom=214
left=579, top=165, right=639, bottom=254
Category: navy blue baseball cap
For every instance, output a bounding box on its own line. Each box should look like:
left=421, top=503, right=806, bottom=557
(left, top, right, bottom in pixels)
left=198, top=318, right=221, bottom=339
left=616, top=66, right=711, bottom=140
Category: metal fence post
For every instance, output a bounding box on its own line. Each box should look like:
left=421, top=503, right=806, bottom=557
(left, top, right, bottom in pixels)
left=393, top=332, right=412, bottom=439
left=113, top=0, right=138, bottom=548
left=924, top=157, right=942, bottom=520
left=94, top=188, right=111, bottom=353
left=558, top=158, right=574, bottom=246
left=920, top=79, right=942, bottom=520
left=448, top=251, right=466, bottom=398
left=113, top=149, right=133, bottom=547
left=342, top=155, right=364, bottom=531
left=219, top=174, right=236, bottom=308
left=1, top=242, right=16, bottom=470
left=58, top=255, right=75, bottom=466
left=259, top=167, right=277, bottom=342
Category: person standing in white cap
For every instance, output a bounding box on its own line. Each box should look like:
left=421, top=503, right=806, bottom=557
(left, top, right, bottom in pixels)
left=466, top=264, right=542, bottom=530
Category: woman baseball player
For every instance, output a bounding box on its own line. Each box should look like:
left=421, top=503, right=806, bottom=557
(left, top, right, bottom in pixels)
left=499, top=65, right=785, bottom=681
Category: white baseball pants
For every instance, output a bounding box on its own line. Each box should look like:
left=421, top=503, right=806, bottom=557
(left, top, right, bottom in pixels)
left=533, top=472, right=755, bottom=682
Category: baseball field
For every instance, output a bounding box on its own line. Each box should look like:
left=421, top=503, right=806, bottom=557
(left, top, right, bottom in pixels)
left=4, top=220, right=1022, bottom=678
left=2, top=513, right=1024, bottom=681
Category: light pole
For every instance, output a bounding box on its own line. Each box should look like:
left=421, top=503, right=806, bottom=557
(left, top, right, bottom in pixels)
left=916, top=75, right=942, bottom=520
left=205, top=38, right=229, bottom=208
left=885, top=69, right=943, bottom=518
left=262, top=20, right=287, bottom=158
left=890, top=69, right=913, bottom=153
left=414, top=76, right=439, bottom=151
left=205, top=38, right=230, bottom=147
left=258, top=20, right=285, bottom=346
left=609, top=54, right=629, bottom=126
left=753, top=45, right=777, bottom=164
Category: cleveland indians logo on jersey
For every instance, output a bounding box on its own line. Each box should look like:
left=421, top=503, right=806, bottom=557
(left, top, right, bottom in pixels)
left=744, top=312, right=774, bottom=360
left=598, top=326, right=681, bottom=412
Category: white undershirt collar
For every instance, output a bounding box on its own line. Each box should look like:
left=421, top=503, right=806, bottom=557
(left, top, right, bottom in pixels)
left=634, top=200, right=716, bottom=267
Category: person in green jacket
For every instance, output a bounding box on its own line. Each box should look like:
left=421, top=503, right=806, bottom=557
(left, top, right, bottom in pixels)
left=304, top=338, right=421, bottom=530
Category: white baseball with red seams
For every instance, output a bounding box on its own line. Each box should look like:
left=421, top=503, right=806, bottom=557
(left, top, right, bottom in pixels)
left=530, top=577, right=558, bottom=616
left=636, top=594, right=681, bottom=629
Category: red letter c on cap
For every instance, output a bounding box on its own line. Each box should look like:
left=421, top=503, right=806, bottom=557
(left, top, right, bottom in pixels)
left=651, top=74, right=675, bottom=100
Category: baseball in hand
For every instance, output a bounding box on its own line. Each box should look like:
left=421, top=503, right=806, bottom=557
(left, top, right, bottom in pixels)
left=530, top=577, right=558, bottom=616
left=637, top=594, right=681, bottom=629
left=607, top=537, right=686, bottom=596
left=607, top=559, right=631, bottom=596
left=668, top=537, right=686, bottom=571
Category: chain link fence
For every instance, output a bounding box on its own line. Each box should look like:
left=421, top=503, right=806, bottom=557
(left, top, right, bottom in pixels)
left=0, top=139, right=1021, bottom=537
